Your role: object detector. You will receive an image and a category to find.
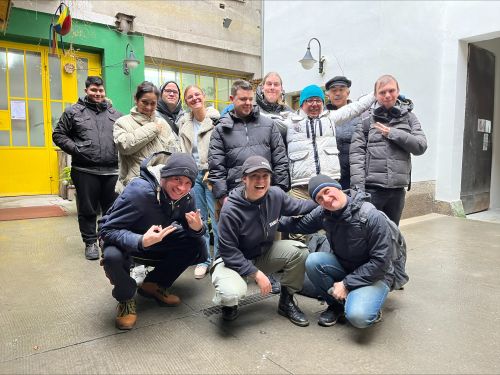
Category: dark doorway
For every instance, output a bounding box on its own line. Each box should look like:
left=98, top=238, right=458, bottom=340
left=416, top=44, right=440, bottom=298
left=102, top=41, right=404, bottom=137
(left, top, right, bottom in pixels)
left=461, top=44, right=495, bottom=214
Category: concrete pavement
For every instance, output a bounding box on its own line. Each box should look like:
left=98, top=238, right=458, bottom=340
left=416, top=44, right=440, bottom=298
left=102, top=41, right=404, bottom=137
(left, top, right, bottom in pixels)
left=0, top=196, right=499, bottom=374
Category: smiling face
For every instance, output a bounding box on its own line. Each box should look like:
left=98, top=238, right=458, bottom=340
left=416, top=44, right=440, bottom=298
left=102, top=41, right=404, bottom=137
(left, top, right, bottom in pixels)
left=242, top=170, right=271, bottom=201
left=161, top=82, right=180, bottom=107
left=231, top=88, right=254, bottom=118
left=161, top=176, right=193, bottom=201
left=85, top=84, right=106, bottom=103
left=135, top=92, right=158, bottom=117
left=301, top=97, right=324, bottom=118
left=184, top=86, right=205, bottom=111
left=262, top=74, right=282, bottom=104
left=315, top=186, right=347, bottom=212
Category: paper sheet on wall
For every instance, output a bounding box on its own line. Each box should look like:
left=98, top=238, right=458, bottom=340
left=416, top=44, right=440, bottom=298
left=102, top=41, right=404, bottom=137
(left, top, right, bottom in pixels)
left=11, top=101, right=26, bottom=120
left=483, top=133, right=489, bottom=151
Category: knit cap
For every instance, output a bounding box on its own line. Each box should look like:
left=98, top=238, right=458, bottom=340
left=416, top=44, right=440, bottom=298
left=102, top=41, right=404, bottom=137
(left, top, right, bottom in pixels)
left=299, top=84, right=325, bottom=106
left=308, top=174, right=342, bottom=203
left=160, top=153, right=197, bottom=186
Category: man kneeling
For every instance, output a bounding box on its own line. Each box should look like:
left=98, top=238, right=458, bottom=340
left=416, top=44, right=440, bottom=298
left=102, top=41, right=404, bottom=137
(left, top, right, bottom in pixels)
left=212, top=156, right=317, bottom=326
left=280, top=174, right=402, bottom=329
left=99, top=152, right=206, bottom=330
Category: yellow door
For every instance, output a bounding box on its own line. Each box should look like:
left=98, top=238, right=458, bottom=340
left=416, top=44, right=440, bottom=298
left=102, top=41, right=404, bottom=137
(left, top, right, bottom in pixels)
left=0, top=41, right=100, bottom=196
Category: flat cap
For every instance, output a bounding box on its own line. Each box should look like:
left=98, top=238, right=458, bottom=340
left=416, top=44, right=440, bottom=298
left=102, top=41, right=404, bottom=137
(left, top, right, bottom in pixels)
left=325, top=76, right=352, bottom=90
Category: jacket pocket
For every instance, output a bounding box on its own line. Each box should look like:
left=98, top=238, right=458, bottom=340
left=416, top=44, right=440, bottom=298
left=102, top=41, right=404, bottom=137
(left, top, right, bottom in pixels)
left=322, top=147, right=339, bottom=156
left=289, top=150, right=309, bottom=180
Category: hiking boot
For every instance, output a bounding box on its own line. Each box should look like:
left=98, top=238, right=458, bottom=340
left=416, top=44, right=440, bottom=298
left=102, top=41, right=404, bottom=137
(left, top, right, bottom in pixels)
left=318, top=304, right=344, bottom=327
left=221, top=305, right=239, bottom=321
left=84, top=242, right=99, bottom=260
left=277, top=286, right=309, bottom=327
left=115, top=299, right=137, bottom=330
left=138, top=282, right=181, bottom=306
left=268, top=273, right=281, bottom=294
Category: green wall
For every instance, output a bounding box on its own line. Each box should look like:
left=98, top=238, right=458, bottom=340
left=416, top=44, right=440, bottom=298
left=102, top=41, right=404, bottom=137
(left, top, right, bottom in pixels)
left=1, top=7, right=145, bottom=113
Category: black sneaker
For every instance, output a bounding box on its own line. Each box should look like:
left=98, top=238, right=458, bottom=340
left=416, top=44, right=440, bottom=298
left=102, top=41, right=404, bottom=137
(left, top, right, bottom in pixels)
left=221, top=305, right=239, bottom=321
left=318, top=304, right=344, bottom=327
left=85, top=243, right=99, bottom=260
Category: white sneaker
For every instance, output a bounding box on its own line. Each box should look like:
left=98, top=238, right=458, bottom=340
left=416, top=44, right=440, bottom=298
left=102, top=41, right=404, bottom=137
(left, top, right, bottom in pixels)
left=130, top=265, right=147, bottom=286
left=194, top=264, right=208, bottom=279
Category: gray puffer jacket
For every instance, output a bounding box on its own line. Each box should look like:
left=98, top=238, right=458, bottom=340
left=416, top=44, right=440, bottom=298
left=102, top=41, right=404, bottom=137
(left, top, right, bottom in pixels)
left=285, top=93, right=375, bottom=188
left=349, top=101, right=427, bottom=189
left=208, top=105, right=289, bottom=199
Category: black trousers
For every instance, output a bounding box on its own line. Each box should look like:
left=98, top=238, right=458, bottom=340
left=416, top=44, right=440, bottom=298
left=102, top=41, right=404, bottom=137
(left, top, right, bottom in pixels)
left=71, top=169, right=118, bottom=244
left=102, top=234, right=205, bottom=302
left=366, top=186, right=406, bottom=226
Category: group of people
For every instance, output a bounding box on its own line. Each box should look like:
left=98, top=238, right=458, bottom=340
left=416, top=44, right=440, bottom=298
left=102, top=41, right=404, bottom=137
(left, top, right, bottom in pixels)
left=52, top=71, right=427, bottom=331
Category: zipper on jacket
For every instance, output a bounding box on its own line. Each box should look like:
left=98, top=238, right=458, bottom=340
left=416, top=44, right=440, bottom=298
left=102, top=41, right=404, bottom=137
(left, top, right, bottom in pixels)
left=244, top=122, right=249, bottom=142
left=309, top=118, right=321, bottom=175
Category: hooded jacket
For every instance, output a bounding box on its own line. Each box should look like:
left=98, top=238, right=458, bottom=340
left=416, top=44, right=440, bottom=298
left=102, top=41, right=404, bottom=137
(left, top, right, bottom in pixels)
left=177, top=106, right=220, bottom=171
left=279, top=190, right=394, bottom=290
left=285, top=93, right=375, bottom=188
left=113, top=107, right=180, bottom=194
left=52, top=97, right=122, bottom=174
left=208, top=105, right=289, bottom=199
left=218, top=185, right=317, bottom=276
left=156, top=81, right=185, bottom=135
left=349, top=99, right=427, bottom=189
left=98, top=153, right=206, bottom=261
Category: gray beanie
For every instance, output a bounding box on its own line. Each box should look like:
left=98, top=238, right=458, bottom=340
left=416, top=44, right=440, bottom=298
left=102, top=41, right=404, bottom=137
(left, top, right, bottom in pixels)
left=160, top=153, right=197, bottom=186
left=308, top=174, right=342, bottom=203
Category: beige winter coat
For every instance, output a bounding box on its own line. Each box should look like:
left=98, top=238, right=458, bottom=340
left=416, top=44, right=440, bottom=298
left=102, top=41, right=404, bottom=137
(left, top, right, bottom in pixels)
left=114, top=107, right=180, bottom=193
left=177, top=106, right=220, bottom=171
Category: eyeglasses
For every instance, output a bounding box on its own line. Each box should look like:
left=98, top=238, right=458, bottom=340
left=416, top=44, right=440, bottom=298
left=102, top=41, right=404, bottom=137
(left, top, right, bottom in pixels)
left=163, top=89, right=179, bottom=95
left=304, top=98, right=323, bottom=105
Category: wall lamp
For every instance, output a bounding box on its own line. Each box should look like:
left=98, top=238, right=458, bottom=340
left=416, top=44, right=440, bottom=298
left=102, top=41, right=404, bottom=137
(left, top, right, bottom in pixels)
left=299, top=37, right=325, bottom=74
left=123, top=43, right=140, bottom=75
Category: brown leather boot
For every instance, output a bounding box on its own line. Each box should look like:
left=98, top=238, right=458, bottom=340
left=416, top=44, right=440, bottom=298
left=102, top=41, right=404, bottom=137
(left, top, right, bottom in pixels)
left=115, top=299, right=137, bottom=330
left=138, top=282, right=181, bottom=306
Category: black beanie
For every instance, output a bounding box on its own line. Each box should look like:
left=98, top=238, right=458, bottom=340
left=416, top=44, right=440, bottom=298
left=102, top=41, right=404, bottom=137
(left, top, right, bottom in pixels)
left=308, top=174, right=342, bottom=203
left=160, top=153, right=197, bottom=186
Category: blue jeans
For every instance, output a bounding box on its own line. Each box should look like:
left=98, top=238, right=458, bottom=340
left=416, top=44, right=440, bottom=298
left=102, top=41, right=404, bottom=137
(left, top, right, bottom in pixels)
left=192, top=171, right=219, bottom=267
left=305, top=252, right=389, bottom=328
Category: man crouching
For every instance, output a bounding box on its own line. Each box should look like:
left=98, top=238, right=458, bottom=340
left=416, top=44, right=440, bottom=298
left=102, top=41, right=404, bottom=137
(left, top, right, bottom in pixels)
left=212, top=155, right=317, bottom=326
left=99, top=152, right=207, bottom=330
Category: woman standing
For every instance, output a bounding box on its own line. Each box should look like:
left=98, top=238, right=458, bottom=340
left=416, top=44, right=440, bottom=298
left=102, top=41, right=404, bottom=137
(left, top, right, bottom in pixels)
left=114, top=81, right=180, bottom=195
left=178, top=85, right=220, bottom=279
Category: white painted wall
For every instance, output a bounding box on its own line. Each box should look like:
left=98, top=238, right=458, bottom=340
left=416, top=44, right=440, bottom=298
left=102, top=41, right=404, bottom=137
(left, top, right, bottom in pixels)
left=263, top=1, right=500, bottom=204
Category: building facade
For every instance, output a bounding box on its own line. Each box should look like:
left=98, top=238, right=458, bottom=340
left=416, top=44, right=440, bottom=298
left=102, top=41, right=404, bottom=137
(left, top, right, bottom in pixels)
left=0, top=0, right=262, bottom=196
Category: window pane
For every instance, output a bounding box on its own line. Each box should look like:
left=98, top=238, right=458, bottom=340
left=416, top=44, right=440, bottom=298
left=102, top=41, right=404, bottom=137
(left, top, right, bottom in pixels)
left=8, top=50, right=25, bottom=98
left=161, top=69, right=178, bottom=86
left=217, top=77, right=230, bottom=103
left=12, top=118, right=27, bottom=146
left=200, top=75, right=215, bottom=100
left=48, top=55, right=62, bottom=100
left=51, top=102, right=63, bottom=146
left=77, top=58, right=88, bottom=96
left=181, top=73, right=196, bottom=92
left=29, top=100, right=45, bottom=146
left=145, top=67, right=160, bottom=87
left=26, top=52, right=42, bottom=99
left=217, top=102, right=228, bottom=114
left=0, top=49, right=7, bottom=109
left=0, top=130, right=10, bottom=146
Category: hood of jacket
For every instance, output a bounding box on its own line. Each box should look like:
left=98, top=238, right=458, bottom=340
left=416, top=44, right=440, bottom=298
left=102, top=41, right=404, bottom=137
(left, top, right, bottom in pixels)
left=226, top=185, right=268, bottom=209
left=157, top=81, right=183, bottom=123
left=371, top=97, right=413, bottom=122
left=77, top=97, right=111, bottom=113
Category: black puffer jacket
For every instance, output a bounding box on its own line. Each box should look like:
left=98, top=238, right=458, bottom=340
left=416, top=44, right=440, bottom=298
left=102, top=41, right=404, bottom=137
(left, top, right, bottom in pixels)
left=98, top=153, right=206, bottom=262
left=52, top=97, right=122, bottom=172
left=218, top=185, right=317, bottom=276
left=208, top=105, right=290, bottom=199
left=279, top=190, right=394, bottom=290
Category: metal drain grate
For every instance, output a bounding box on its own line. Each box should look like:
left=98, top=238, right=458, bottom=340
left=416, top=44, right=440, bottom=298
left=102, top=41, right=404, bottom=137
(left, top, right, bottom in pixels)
left=201, top=292, right=275, bottom=317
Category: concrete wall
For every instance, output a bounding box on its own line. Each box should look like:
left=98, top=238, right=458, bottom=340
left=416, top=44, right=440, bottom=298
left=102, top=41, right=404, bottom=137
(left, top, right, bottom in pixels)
left=263, top=1, right=500, bottom=208
left=15, top=0, right=262, bottom=77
